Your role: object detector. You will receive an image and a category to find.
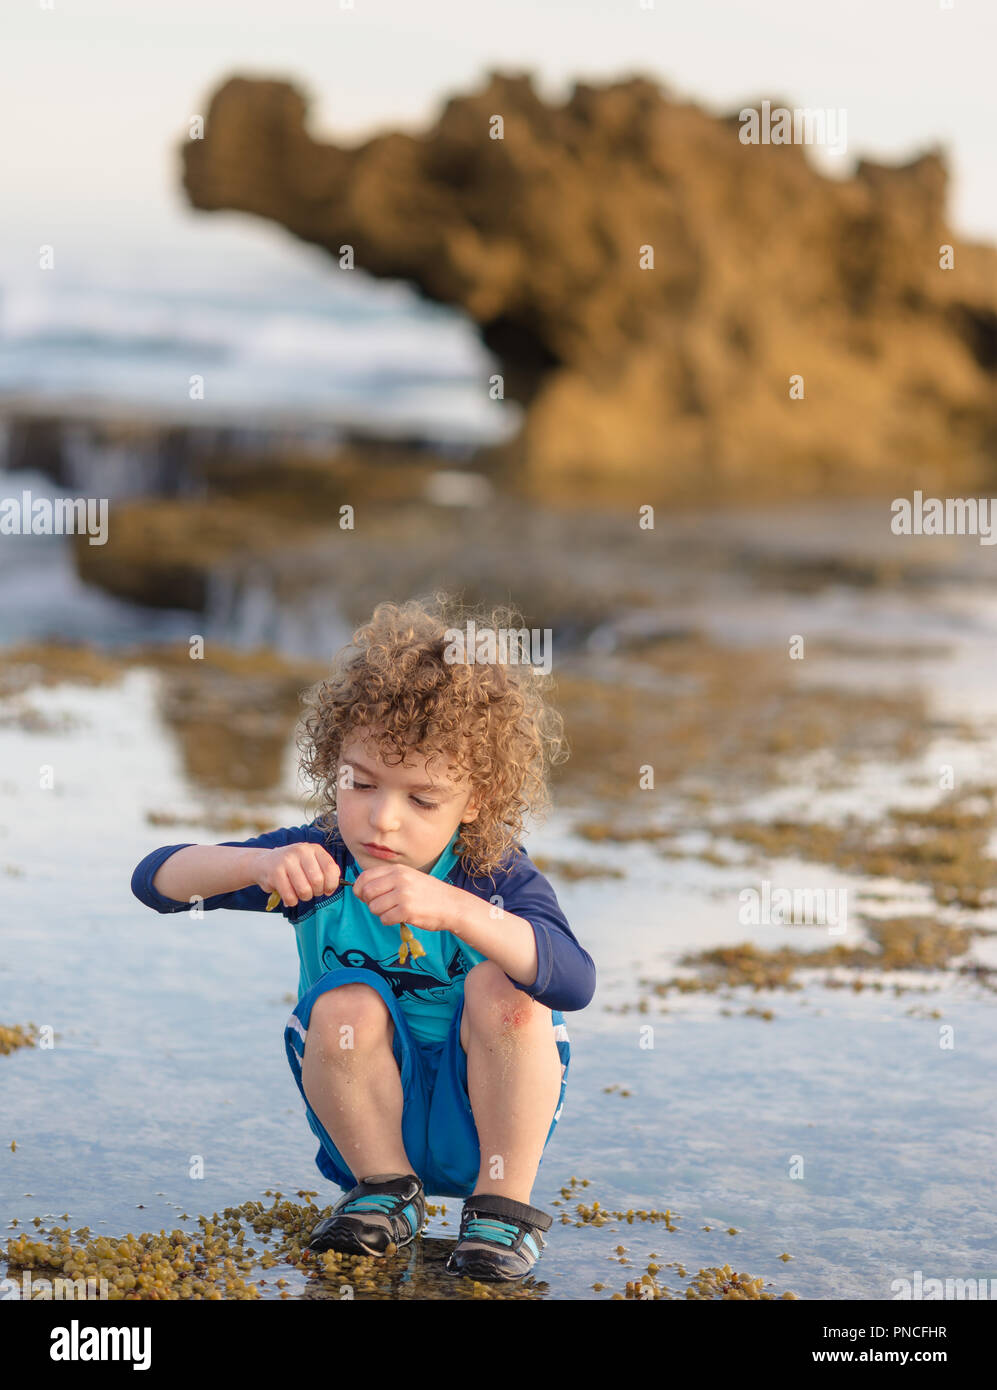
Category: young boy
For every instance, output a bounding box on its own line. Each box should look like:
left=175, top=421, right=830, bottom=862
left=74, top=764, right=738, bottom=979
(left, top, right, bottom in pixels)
left=131, top=597, right=596, bottom=1283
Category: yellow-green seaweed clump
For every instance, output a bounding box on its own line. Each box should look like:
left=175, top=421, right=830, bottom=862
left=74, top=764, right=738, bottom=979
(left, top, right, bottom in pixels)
left=1, top=1024, right=40, bottom=1056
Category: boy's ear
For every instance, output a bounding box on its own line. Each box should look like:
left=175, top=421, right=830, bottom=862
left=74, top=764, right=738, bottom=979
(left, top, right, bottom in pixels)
left=461, top=791, right=481, bottom=824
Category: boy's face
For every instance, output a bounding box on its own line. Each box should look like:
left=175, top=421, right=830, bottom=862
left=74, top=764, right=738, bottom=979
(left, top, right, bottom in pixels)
left=336, top=730, right=480, bottom=875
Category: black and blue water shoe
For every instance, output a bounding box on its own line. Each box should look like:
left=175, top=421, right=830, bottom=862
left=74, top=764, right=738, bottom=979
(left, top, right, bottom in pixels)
left=308, top=1172, right=426, bottom=1257
left=445, top=1192, right=553, bottom=1281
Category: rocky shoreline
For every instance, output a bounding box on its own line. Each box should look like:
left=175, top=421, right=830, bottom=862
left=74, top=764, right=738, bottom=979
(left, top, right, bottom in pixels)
left=7, top=398, right=997, bottom=638
left=176, top=69, right=997, bottom=496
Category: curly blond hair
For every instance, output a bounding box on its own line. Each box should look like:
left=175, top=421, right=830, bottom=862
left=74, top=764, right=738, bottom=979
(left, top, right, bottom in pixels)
left=295, top=591, right=568, bottom=885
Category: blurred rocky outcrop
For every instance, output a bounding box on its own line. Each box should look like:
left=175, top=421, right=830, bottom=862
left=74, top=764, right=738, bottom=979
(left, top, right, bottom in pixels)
left=181, top=68, right=997, bottom=498
left=182, top=70, right=995, bottom=503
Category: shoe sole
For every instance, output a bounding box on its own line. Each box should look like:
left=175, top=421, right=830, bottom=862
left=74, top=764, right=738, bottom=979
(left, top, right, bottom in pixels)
left=447, top=1253, right=528, bottom=1281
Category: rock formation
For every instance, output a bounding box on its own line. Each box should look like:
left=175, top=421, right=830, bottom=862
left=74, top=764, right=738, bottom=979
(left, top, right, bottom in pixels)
left=181, top=69, right=997, bottom=498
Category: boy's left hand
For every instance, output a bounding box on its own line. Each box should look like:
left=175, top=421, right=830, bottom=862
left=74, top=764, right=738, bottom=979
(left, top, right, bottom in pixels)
left=353, top=864, right=464, bottom=932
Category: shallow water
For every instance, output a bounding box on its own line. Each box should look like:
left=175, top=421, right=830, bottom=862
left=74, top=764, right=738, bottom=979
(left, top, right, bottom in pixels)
left=3, top=567, right=997, bottom=1298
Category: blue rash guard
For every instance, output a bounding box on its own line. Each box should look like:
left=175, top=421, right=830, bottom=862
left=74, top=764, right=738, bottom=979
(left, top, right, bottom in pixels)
left=131, top=820, right=597, bottom=1045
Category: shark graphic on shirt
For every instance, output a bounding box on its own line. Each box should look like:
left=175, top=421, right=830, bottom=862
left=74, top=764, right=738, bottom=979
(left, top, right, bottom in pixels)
left=321, top=940, right=472, bottom=1002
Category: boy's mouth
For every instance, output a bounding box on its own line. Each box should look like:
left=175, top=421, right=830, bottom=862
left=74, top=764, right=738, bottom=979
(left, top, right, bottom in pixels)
left=363, top=842, right=400, bottom=859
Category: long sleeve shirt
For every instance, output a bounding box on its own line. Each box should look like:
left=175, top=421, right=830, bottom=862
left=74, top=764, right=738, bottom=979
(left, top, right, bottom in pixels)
left=130, top=819, right=596, bottom=1045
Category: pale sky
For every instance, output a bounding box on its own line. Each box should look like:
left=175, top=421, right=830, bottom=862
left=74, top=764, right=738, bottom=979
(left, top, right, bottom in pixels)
left=1, top=0, right=995, bottom=254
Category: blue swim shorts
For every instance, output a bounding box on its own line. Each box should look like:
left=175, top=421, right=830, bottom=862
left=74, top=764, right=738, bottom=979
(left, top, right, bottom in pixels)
left=284, top=967, right=571, bottom=1199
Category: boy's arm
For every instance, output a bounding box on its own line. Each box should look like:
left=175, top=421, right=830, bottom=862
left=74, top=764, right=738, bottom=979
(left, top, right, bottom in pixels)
left=452, top=850, right=597, bottom=1012
left=131, top=823, right=344, bottom=914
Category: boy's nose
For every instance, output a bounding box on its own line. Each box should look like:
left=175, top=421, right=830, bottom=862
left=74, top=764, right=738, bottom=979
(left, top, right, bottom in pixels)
left=369, top=798, right=402, bottom=832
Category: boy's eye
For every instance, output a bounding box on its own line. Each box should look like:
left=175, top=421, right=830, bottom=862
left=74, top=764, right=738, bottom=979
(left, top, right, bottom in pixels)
left=351, top=781, right=437, bottom=810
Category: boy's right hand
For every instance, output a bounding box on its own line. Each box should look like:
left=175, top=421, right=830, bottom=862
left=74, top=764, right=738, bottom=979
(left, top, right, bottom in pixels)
left=252, top=844, right=341, bottom=909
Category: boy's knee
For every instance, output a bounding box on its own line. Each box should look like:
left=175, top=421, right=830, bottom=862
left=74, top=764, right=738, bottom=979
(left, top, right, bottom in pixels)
left=464, top=960, right=547, bottom=1030
left=307, top=981, right=392, bottom=1039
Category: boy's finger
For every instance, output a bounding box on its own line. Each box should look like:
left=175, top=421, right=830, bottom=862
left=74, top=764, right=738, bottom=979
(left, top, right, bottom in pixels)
left=315, top=846, right=339, bottom=877
left=285, top=860, right=314, bottom=902
left=274, top=866, right=297, bottom=907
left=352, top=865, right=393, bottom=897
left=303, top=852, right=327, bottom=893
left=363, top=890, right=399, bottom=917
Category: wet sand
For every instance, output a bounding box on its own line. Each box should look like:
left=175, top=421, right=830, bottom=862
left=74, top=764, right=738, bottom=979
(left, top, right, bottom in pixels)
left=4, top=505, right=997, bottom=1298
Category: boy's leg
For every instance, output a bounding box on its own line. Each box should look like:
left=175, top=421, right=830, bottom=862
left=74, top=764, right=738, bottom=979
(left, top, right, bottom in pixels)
left=301, top=981, right=416, bottom=1179
left=459, top=961, right=564, bottom=1206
